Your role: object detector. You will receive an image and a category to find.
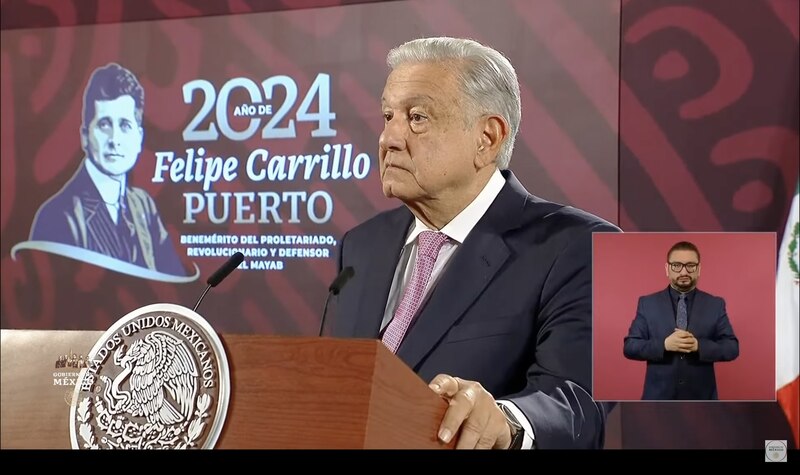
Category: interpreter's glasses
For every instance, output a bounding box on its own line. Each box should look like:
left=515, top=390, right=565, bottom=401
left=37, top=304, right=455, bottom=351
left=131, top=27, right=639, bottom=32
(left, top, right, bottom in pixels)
left=669, top=262, right=698, bottom=273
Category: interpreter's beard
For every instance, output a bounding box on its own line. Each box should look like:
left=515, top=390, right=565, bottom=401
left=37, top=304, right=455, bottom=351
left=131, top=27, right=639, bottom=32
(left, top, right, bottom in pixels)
left=671, top=275, right=696, bottom=292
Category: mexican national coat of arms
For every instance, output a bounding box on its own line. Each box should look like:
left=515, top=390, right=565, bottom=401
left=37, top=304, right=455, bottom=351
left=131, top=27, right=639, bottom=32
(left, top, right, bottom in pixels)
left=69, top=303, right=230, bottom=449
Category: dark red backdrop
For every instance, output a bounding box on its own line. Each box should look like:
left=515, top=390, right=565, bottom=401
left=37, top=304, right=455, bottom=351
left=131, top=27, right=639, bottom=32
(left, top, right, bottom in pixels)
left=0, top=0, right=620, bottom=334
left=614, top=0, right=797, bottom=449
left=1, top=0, right=797, bottom=449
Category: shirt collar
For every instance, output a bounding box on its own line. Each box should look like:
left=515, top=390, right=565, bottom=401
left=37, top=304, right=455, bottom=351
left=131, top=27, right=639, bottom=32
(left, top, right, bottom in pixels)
left=404, top=168, right=506, bottom=246
left=669, top=285, right=696, bottom=300
left=84, top=158, right=126, bottom=205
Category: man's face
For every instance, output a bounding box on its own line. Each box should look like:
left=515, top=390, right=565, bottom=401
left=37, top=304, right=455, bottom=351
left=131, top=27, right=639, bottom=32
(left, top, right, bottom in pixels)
left=378, top=62, right=484, bottom=205
left=665, top=249, right=701, bottom=292
left=82, top=95, right=142, bottom=178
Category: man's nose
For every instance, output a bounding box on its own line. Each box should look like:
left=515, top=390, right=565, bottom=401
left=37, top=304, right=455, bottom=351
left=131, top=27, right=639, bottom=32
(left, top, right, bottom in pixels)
left=107, top=124, right=122, bottom=147
left=379, top=118, right=407, bottom=152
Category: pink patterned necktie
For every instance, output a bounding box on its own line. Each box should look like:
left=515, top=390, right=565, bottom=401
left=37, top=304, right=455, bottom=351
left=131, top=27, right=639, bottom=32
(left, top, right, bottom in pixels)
left=381, top=231, right=450, bottom=353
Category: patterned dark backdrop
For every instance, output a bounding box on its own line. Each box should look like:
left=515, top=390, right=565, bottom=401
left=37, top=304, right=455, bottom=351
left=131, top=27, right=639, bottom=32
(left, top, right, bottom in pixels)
left=1, top=0, right=797, bottom=449
left=617, top=0, right=797, bottom=449
left=0, top=0, right=619, bottom=334
left=621, top=0, right=798, bottom=234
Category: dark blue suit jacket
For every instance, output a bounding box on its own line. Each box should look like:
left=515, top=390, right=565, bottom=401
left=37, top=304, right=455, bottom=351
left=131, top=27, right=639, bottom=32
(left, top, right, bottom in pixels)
left=331, top=170, right=620, bottom=448
left=623, top=288, right=739, bottom=400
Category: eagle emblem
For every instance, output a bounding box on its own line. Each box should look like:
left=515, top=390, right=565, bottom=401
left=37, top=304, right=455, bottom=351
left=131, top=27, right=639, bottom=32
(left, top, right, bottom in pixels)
left=69, top=304, right=230, bottom=449
left=101, top=331, right=198, bottom=425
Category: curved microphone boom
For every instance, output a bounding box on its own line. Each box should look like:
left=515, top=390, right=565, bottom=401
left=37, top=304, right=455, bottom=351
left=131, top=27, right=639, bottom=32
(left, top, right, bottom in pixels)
left=318, top=266, right=355, bottom=337
left=193, top=252, right=245, bottom=312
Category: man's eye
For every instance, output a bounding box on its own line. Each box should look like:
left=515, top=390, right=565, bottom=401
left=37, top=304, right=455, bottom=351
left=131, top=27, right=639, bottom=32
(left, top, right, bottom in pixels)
left=97, top=119, right=111, bottom=129
left=120, top=122, right=132, bottom=131
left=410, top=113, right=426, bottom=122
left=383, top=112, right=392, bottom=122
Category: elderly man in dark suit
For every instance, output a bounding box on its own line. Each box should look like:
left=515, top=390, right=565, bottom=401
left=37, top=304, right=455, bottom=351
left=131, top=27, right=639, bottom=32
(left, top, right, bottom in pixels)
left=331, top=37, right=619, bottom=449
left=623, top=241, right=739, bottom=400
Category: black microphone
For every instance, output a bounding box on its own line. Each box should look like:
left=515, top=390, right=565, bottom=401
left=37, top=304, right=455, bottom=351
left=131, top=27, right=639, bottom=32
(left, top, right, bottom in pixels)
left=193, top=252, right=245, bottom=312
left=318, top=266, right=355, bottom=337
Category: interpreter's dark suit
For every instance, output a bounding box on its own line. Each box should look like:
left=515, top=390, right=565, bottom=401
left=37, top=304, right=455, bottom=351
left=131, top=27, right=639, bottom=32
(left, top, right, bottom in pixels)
left=30, top=163, right=185, bottom=275
left=623, top=287, right=739, bottom=400
left=332, top=170, right=620, bottom=449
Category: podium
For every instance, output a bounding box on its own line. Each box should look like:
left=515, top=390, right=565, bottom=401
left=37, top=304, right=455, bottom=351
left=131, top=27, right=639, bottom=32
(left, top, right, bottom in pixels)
left=0, top=329, right=452, bottom=449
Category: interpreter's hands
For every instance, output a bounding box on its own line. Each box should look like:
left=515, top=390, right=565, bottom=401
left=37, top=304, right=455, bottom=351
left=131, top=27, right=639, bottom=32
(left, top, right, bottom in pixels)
left=664, top=329, right=698, bottom=353
left=428, top=374, right=512, bottom=449
left=686, top=332, right=698, bottom=352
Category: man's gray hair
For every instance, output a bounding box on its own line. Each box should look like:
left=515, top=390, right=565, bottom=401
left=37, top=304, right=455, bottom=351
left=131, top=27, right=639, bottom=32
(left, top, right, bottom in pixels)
left=386, top=37, right=521, bottom=169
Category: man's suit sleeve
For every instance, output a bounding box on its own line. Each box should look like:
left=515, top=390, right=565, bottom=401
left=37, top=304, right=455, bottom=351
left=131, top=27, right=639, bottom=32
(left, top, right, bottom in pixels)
left=504, top=221, right=616, bottom=449
left=623, top=298, right=666, bottom=362
left=697, top=298, right=739, bottom=362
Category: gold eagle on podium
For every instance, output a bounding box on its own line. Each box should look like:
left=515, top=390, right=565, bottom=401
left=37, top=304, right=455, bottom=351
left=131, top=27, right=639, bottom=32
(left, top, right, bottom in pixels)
left=100, top=331, right=199, bottom=425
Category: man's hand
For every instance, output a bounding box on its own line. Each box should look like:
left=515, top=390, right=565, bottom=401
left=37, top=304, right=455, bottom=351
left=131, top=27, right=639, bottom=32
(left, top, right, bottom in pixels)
left=428, top=374, right=512, bottom=449
left=664, top=329, right=698, bottom=353
left=686, top=332, right=698, bottom=352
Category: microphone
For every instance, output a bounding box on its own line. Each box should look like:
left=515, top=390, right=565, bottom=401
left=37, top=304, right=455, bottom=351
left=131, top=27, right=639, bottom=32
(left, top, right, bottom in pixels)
left=318, top=266, right=355, bottom=337
left=192, top=252, right=245, bottom=312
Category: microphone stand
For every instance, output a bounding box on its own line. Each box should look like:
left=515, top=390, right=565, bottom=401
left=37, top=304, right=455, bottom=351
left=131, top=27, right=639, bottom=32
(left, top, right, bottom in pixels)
left=193, top=284, right=212, bottom=312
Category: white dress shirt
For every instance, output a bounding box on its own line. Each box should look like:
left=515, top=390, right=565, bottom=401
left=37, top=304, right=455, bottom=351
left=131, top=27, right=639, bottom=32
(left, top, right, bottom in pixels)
left=85, top=158, right=126, bottom=225
left=380, top=168, right=535, bottom=449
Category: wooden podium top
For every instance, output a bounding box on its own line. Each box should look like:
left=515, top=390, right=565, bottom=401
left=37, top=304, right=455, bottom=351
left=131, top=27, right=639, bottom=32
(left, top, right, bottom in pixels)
left=1, top=329, right=451, bottom=449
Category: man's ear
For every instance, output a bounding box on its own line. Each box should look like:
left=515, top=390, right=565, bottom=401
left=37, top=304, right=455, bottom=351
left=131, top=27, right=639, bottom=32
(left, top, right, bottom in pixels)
left=80, top=127, right=88, bottom=152
left=475, top=114, right=508, bottom=169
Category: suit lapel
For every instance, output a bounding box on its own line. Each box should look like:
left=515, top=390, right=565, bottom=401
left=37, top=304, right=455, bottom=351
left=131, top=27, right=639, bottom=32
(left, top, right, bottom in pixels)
left=659, top=287, right=675, bottom=333
left=351, top=208, right=413, bottom=338
left=127, top=191, right=156, bottom=271
left=396, top=174, right=526, bottom=369
left=397, top=228, right=510, bottom=369
left=68, top=167, right=99, bottom=248
left=79, top=191, right=102, bottom=248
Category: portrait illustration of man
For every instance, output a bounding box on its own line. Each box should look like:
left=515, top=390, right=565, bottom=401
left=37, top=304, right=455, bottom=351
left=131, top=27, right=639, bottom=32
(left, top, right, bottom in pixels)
left=29, top=63, right=186, bottom=277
